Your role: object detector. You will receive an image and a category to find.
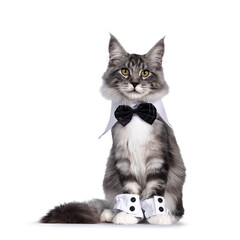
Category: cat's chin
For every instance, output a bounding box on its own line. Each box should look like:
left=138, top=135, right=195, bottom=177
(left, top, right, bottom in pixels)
left=122, top=88, right=169, bottom=103
left=101, top=84, right=169, bottom=104
left=123, top=90, right=149, bottom=101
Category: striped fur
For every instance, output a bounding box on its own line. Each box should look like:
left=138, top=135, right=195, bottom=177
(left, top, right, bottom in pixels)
left=103, top=116, right=186, bottom=223
left=41, top=35, right=185, bottom=224
left=102, top=35, right=185, bottom=224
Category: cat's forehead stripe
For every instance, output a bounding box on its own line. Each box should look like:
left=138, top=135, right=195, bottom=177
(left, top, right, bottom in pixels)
left=127, top=54, right=145, bottom=69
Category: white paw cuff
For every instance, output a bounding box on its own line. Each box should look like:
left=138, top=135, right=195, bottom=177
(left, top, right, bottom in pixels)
left=113, top=194, right=144, bottom=218
left=141, top=196, right=171, bottom=219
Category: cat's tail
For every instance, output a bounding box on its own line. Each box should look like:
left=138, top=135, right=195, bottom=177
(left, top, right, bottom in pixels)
left=40, top=199, right=109, bottom=224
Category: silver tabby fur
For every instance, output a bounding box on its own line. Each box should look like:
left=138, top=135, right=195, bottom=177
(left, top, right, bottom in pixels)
left=41, top=35, right=185, bottom=225
left=100, top=35, right=186, bottom=224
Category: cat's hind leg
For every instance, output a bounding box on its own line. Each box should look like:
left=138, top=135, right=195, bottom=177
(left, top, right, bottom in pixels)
left=112, top=211, right=139, bottom=225
left=100, top=209, right=115, bottom=223
left=100, top=209, right=140, bottom=224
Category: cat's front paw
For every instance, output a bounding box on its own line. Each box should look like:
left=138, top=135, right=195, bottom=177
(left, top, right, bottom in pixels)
left=112, top=212, right=139, bottom=225
left=147, top=215, right=172, bottom=225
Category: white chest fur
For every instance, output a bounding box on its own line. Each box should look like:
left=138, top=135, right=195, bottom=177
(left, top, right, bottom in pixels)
left=115, top=116, right=155, bottom=185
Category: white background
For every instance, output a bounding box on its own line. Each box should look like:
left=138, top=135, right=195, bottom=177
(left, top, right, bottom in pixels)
left=0, top=0, right=240, bottom=239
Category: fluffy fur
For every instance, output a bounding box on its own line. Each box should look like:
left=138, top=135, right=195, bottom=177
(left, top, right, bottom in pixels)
left=41, top=202, right=99, bottom=224
left=41, top=35, right=186, bottom=225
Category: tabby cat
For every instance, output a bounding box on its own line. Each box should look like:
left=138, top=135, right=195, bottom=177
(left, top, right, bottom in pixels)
left=41, top=35, right=186, bottom=225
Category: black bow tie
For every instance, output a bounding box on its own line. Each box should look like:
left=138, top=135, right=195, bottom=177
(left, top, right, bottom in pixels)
left=114, top=103, right=157, bottom=126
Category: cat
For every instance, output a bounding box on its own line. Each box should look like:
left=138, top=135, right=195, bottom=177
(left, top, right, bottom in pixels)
left=41, top=35, right=186, bottom=225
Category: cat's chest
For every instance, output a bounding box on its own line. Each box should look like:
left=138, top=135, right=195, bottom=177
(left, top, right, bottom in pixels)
left=115, top=116, right=156, bottom=181
left=119, top=116, right=154, bottom=147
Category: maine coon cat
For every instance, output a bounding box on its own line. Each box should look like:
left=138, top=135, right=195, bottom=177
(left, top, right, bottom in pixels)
left=41, top=35, right=186, bottom=225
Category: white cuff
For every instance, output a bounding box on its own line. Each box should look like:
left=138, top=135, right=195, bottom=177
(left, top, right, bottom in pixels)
left=113, top=194, right=144, bottom=218
left=141, top=196, right=171, bottom=219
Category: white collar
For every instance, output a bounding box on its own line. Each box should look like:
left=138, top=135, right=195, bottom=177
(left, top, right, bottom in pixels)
left=99, top=98, right=171, bottom=138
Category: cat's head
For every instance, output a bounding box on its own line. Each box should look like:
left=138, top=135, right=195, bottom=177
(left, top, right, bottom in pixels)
left=101, top=35, right=169, bottom=104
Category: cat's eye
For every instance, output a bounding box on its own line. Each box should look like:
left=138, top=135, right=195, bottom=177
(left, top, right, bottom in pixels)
left=121, top=68, right=129, bottom=76
left=141, top=70, right=150, bottom=78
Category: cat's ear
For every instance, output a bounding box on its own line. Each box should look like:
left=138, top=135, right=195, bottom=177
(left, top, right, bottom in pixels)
left=108, top=34, right=128, bottom=65
left=145, top=37, right=165, bottom=68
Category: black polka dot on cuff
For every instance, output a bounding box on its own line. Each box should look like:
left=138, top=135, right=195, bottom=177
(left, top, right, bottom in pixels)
left=131, top=197, right=136, bottom=202
left=159, top=207, right=164, bottom=212
left=130, top=206, right=135, bottom=211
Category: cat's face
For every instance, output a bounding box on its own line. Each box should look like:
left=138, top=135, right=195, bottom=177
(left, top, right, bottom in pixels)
left=101, top=35, right=169, bottom=104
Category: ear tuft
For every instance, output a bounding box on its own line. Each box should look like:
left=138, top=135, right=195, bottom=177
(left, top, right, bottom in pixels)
left=108, top=34, right=128, bottom=65
left=145, top=38, right=165, bottom=68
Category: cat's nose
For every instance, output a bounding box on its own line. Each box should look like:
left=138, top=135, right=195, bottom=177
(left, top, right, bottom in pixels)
left=131, top=82, right=139, bottom=88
